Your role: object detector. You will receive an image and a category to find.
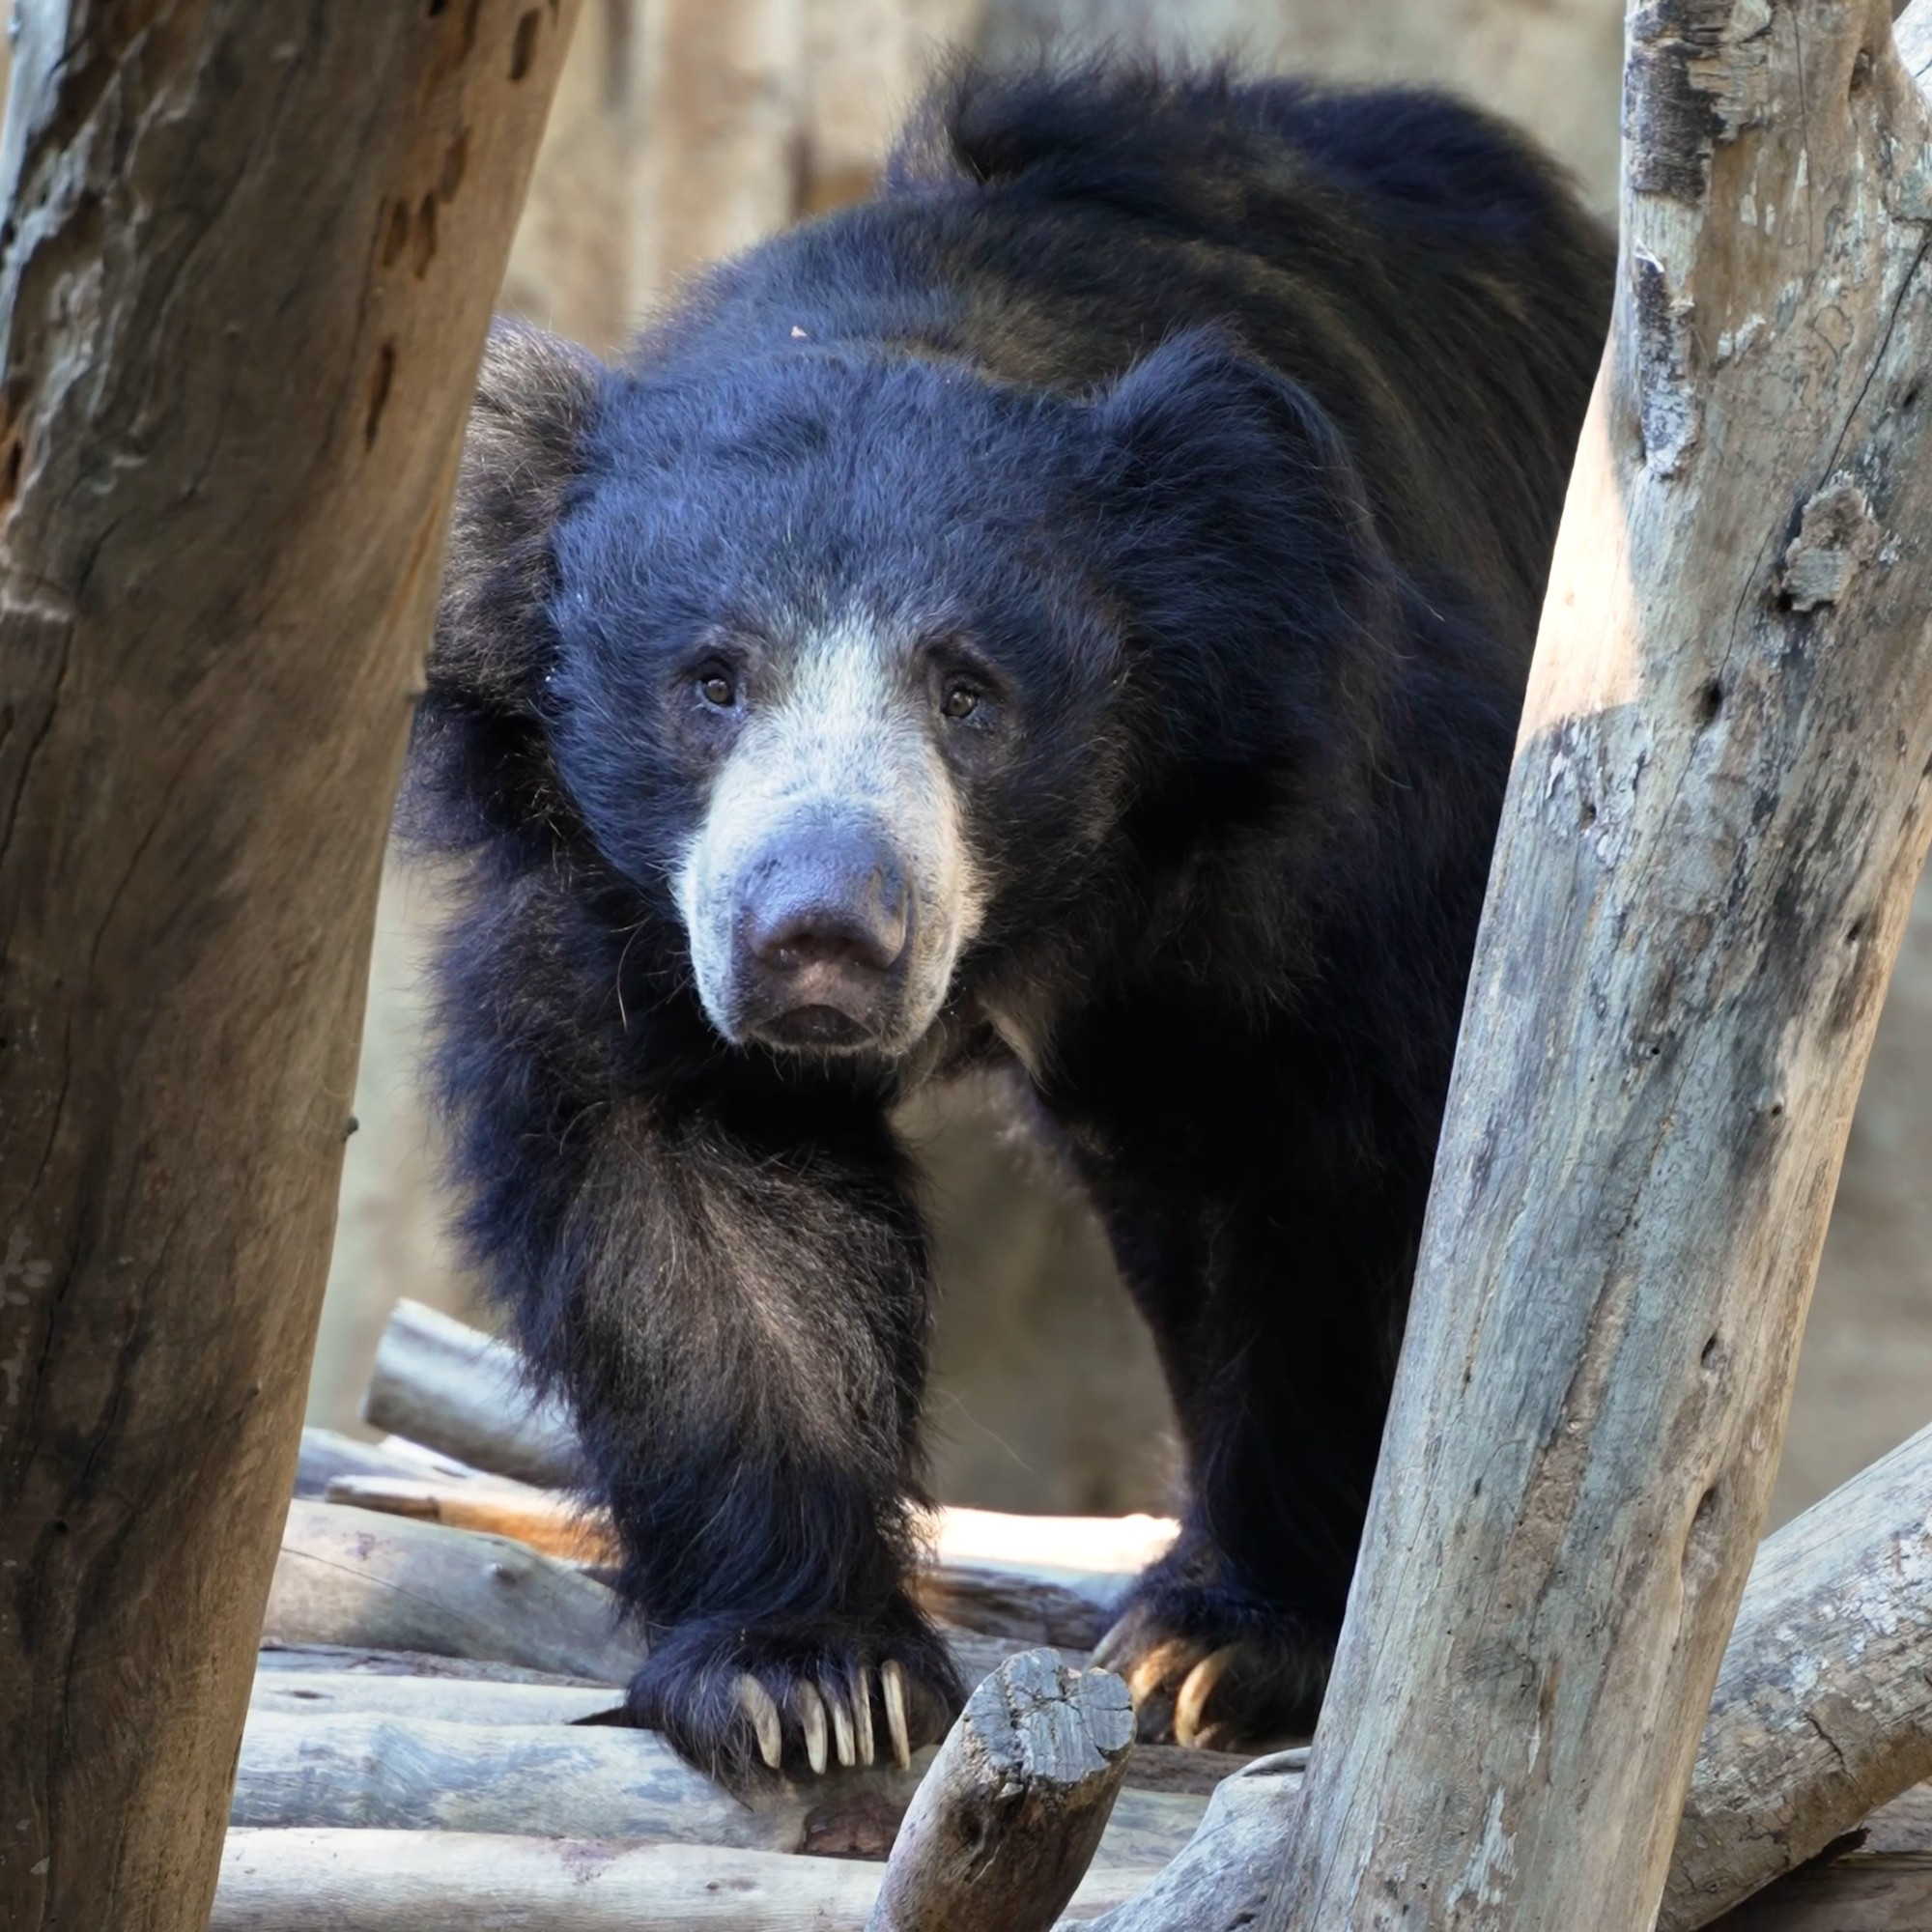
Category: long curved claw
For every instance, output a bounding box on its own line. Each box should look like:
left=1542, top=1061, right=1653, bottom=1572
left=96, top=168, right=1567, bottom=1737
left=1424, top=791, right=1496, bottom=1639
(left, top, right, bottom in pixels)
left=1125, top=1638, right=1200, bottom=1710
left=796, top=1680, right=829, bottom=1776
left=849, top=1662, right=875, bottom=1768
left=736, top=1675, right=783, bottom=1772
left=826, top=1680, right=857, bottom=1769
left=880, top=1658, right=912, bottom=1771
left=1175, top=1647, right=1233, bottom=1750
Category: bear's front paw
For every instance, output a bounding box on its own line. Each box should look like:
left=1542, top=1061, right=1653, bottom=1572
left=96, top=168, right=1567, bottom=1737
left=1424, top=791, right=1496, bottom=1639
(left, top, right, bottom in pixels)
left=1094, top=1580, right=1335, bottom=1753
left=623, top=1605, right=965, bottom=1784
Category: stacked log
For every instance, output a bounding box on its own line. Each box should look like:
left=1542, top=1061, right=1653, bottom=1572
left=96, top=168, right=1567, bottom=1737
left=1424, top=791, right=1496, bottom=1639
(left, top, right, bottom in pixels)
left=222, top=1304, right=1932, bottom=1929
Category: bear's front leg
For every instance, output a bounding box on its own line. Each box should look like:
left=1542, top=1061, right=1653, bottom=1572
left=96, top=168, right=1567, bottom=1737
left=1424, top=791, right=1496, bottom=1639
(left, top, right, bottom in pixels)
left=506, top=1087, right=964, bottom=1782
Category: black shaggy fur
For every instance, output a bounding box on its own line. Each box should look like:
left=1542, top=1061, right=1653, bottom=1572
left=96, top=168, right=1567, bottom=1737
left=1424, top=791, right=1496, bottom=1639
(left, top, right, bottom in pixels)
left=407, top=59, right=1613, bottom=1776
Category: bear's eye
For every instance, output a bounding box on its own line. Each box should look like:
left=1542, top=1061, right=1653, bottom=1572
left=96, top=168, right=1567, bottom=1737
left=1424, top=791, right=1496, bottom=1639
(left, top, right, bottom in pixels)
left=941, top=682, right=980, bottom=722
left=698, top=671, right=735, bottom=708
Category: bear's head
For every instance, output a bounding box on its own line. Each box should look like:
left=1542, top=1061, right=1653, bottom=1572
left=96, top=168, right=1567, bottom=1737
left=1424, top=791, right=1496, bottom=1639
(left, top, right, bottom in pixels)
left=414, top=320, right=1393, bottom=1065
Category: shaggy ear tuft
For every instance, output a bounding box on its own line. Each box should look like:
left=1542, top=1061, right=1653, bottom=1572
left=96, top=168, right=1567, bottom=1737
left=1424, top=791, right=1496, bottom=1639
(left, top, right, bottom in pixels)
left=1089, top=329, right=1397, bottom=767
left=434, top=320, right=604, bottom=714
left=407, top=322, right=604, bottom=854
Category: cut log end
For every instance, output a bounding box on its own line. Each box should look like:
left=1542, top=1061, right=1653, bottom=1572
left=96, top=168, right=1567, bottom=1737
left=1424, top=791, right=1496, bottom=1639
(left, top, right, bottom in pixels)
left=867, top=1649, right=1134, bottom=1932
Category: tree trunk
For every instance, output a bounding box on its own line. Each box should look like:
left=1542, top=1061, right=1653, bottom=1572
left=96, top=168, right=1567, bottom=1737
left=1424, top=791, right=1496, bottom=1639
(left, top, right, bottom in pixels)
left=0, top=6, right=578, bottom=1926
left=1232, top=2, right=1932, bottom=1926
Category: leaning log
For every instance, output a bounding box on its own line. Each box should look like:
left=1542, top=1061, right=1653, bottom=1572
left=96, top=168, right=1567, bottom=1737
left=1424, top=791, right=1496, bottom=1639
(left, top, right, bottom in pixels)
left=0, top=6, right=578, bottom=1927
left=362, top=1297, right=582, bottom=1487
left=1663, top=1421, right=1932, bottom=1927
left=1099, top=1426, right=1932, bottom=1930
left=268, top=1501, right=639, bottom=1683
left=209, top=1833, right=1161, bottom=1932
left=867, top=1651, right=1137, bottom=1932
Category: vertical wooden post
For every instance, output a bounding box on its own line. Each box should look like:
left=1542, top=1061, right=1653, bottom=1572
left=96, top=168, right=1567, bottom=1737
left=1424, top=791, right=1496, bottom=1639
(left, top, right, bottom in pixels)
left=1246, top=2, right=1932, bottom=1925
left=0, top=4, right=577, bottom=1926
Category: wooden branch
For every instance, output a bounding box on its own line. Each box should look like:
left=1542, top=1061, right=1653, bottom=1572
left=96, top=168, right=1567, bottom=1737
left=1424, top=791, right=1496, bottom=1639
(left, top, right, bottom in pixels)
left=231, top=1709, right=926, bottom=1849
left=232, top=1704, right=1206, bottom=1869
left=362, top=1298, right=582, bottom=1488
left=269, top=1501, right=640, bottom=1684
left=326, top=1471, right=613, bottom=1562
left=1663, top=1421, right=1932, bottom=1928
left=0, top=6, right=578, bottom=1926
left=1100, top=1431, right=1932, bottom=1930
left=209, top=1832, right=1161, bottom=1931
left=297, top=1428, right=483, bottom=1501
left=868, top=1651, right=1136, bottom=1932
left=249, top=1669, right=623, bottom=1728
left=256, top=1643, right=617, bottom=1689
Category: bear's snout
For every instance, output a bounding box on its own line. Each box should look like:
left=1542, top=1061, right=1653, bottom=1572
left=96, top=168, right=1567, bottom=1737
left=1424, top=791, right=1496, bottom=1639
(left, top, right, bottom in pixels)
left=731, top=822, right=912, bottom=1046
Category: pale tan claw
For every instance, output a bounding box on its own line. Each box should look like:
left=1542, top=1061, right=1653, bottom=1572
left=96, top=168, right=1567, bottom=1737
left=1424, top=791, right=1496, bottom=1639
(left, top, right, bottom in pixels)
left=881, top=1658, right=912, bottom=1771
left=736, top=1675, right=782, bottom=1771
left=1125, top=1638, right=1198, bottom=1710
left=796, top=1680, right=829, bottom=1776
left=826, top=1681, right=857, bottom=1768
left=1091, top=1616, right=1132, bottom=1673
left=1174, top=1648, right=1233, bottom=1751
left=849, top=1662, right=875, bottom=1768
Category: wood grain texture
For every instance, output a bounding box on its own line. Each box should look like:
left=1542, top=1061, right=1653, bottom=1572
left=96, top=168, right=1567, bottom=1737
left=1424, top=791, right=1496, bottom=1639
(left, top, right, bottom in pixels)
left=0, top=4, right=578, bottom=1926
left=867, top=1650, right=1136, bottom=1932
left=229, top=1703, right=1204, bottom=1871
left=1093, top=1438, right=1932, bottom=1929
left=269, top=1500, right=641, bottom=1683
left=1664, top=1422, right=1932, bottom=1927
left=362, top=1296, right=582, bottom=1486
left=248, top=1668, right=624, bottom=1727
left=208, top=1831, right=1164, bottom=1931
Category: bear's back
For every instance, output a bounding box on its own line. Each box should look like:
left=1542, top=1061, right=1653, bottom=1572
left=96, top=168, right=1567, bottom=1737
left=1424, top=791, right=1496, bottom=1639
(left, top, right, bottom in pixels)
left=629, top=62, right=1612, bottom=651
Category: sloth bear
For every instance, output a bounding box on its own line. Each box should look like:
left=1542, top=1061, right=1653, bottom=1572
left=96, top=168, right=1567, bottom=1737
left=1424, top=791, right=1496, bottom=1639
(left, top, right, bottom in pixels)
left=407, top=60, right=1611, bottom=1778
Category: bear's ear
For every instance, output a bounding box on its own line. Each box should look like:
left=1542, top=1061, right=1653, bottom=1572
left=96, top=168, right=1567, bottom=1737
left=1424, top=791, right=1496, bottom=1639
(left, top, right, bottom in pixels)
left=408, top=321, right=605, bottom=853
left=434, top=319, right=604, bottom=715
left=1086, top=329, right=1396, bottom=765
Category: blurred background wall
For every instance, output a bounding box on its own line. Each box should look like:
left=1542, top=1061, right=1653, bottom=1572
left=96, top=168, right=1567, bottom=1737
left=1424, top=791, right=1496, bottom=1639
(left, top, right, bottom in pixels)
left=310, top=0, right=1930, bottom=1531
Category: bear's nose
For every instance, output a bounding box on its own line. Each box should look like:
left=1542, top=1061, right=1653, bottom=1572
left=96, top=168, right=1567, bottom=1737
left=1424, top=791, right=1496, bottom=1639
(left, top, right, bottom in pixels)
left=738, top=826, right=911, bottom=998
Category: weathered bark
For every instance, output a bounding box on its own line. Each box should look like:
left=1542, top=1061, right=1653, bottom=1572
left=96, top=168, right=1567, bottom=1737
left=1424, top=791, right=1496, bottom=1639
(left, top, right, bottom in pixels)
left=1663, top=1421, right=1932, bottom=1927
left=326, top=1471, right=612, bottom=1560
left=867, top=1651, right=1137, bottom=1932
left=297, top=1428, right=481, bottom=1501
left=256, top=1642, right=619, bottom=1689
left=248, top=1668, right=623, bottom=1727
left=0, top=6, right=578, bottom=1927
left=230, top=1707, right=1201, bottom=1868
left=1098, top=1427, right=1932, bottom=1929
left=202, top=1829, right=1932, bottom=1932
left=269, top=1501, right=640, bottom=1683
left=362, top=1297, right=582, bottom=1486
left=230, top=1709, right=931, bottom=1849
left=208, top=1832, right=1161, bottom=1932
